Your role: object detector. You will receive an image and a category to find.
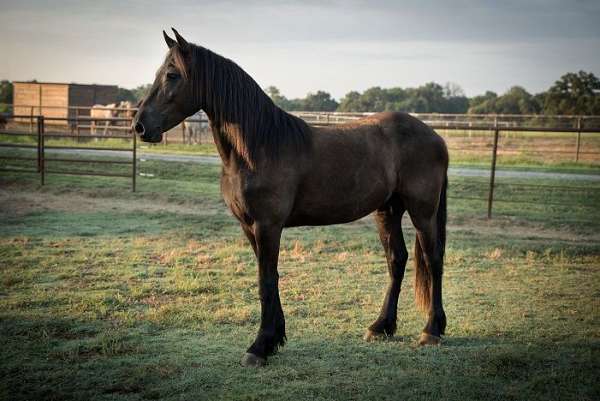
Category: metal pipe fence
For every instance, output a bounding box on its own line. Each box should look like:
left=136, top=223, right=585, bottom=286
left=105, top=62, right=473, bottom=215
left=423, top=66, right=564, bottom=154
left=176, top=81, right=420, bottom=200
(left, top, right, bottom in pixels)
left=292, top=112, right=600, bottom=218
left=0, top=115, right=137, bottom=191
left=1, top=110, right=599, bottom=217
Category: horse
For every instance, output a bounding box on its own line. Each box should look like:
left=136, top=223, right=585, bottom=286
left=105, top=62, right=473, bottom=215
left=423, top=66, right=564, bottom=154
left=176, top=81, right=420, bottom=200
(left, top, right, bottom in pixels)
left=90, top=101, right=136, bottom=137
left=133, top=29, right=448, bottom=367
left=182, top=111, right=209, bottom=144
left=90, top=103, right=119, bottom=136
left=116, top=101, right=136, bottom=121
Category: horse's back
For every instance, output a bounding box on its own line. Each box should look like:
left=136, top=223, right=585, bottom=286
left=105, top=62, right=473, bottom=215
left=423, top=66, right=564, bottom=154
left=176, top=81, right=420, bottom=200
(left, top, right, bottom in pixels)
left=287, top=112, right=447, bottom=226
left=90, top=104, right=116, bottom=119
left=312, top=111, right=447, bottom=174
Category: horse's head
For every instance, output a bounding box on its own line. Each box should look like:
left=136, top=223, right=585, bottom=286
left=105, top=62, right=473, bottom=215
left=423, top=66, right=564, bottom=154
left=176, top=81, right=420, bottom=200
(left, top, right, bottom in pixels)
left=132, top=28, right=198, bottom=143
left=117, top=101, right=135, bottom=119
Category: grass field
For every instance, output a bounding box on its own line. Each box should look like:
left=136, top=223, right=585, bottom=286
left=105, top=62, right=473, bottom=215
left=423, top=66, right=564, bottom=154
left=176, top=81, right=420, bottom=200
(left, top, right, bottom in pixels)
left=1, top=157, right=599, bottom=401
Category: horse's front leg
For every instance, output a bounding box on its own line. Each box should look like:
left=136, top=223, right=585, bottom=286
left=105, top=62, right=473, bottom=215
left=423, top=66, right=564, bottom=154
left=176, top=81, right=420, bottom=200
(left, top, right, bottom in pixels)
left=241, top=222, right=286, bottom=367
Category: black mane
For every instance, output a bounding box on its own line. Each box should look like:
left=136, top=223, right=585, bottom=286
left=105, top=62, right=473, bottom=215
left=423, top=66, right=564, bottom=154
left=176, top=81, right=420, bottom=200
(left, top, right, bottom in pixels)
left=183, top=44, right=311, bottom=166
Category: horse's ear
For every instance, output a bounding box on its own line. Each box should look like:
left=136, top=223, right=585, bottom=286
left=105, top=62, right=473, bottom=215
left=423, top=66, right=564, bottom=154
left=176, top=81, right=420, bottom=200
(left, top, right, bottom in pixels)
left=171, top=28, right=189, bottom=51
left=163, top=30, right=176, bottom=49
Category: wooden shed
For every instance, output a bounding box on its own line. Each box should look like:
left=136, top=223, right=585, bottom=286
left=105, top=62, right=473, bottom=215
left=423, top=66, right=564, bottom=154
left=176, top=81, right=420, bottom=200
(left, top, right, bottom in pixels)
left=13, top=82, right=118, bottom=124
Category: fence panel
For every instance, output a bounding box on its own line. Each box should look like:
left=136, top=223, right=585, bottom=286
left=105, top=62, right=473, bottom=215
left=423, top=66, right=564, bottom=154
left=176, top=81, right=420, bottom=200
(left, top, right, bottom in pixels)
left=0, top=115, right=137, bottom=191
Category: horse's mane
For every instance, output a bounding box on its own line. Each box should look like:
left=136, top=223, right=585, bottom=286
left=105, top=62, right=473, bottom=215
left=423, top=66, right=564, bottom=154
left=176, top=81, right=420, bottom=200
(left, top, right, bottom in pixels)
left=174, top=44, right=311, bottom=167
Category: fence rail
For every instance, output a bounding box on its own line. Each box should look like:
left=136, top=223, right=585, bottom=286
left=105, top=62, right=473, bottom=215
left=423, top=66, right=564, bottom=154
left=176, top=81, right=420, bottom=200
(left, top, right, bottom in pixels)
left=1, top=111, right=599, bottom=217
left=291, top=111, right=600, bottom=130
left=0, top=115, right=137, bottom=191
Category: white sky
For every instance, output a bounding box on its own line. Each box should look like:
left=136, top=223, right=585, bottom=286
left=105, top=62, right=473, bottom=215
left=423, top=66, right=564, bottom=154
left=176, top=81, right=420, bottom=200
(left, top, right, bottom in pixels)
left=1, top=0, right=599, bottom=99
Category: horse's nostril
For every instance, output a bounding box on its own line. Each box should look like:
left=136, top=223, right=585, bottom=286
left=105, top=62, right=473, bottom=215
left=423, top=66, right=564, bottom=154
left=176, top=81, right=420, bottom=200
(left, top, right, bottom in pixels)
left=133, top=122, right=145, bottom=135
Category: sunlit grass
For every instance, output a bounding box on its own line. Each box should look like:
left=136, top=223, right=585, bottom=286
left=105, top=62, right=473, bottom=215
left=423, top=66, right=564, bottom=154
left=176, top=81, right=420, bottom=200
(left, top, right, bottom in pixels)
left=1, top=158, right=599, bottom=400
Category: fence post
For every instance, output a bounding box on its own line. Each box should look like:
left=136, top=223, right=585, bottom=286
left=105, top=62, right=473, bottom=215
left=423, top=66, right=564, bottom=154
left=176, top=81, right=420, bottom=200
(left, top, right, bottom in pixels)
left=132, top=128, right=137, bottom=192
left=36, top=116, right=42, bottom=173
left=575, top=116, right=582, bottom=162
left=487, top=119, right=499, bottom=219
left=39, top=116, right=45, bottom=186
left=76, top=108, right=81, bottom=141
left=30, top=106, right=34, bottom=133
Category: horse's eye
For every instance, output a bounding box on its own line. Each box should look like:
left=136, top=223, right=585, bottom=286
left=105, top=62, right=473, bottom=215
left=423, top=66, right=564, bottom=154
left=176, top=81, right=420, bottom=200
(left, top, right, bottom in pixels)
left=166, top=72, right=179, bottom=80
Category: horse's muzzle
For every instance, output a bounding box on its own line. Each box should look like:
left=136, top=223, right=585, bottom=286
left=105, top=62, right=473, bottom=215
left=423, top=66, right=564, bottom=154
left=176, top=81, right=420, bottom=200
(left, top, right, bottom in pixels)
left=133, top=121, right=145, bottom=135
left=132, top=121, right=162, bottom=143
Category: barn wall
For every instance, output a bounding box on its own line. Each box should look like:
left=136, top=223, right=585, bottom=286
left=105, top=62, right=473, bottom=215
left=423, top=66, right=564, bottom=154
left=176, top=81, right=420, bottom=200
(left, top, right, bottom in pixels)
left=68, top=85, right=118, bottom=118
left=69, top=86, right=96, bottom=118
left=13, top=82, right=40, bottom=117
left=93, top=86, right=118, bottom=106
left=41, top=84, right=69, bottom=121
left=13, top=82, right=119, bottom=123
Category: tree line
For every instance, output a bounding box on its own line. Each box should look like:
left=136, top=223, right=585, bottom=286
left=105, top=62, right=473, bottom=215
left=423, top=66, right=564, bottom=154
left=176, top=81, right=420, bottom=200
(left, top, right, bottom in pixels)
left=264, top=71, right=600, bottom=115
left=1, top=71, right=598, bottom=115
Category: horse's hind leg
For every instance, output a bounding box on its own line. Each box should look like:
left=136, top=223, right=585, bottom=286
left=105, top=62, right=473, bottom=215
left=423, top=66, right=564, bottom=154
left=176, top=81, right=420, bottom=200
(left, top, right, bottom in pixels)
left=410, top=213, right=446, bottom=345
left=364, top=200, right=408, bottom=341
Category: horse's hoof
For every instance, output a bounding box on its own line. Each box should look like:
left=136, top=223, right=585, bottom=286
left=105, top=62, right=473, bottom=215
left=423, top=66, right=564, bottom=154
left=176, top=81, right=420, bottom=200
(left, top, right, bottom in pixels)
left=240, top=353, right=266, bottom=367
left=418, top=332, right=442, bottom=346
left=363, top=330, right=388, bottom=342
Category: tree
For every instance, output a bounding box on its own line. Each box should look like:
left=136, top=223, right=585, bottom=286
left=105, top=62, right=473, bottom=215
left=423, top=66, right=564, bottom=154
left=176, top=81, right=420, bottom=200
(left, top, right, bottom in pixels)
left=337, top=83, right=468, bottom=113
left=0, top=80, right=13, bottom=104
left=261, top=72, right=600, bottom=115
left=264, top=86, right=289, bottom=109
left=443, top=82, right=469, bottom=113
left=302, top=91, right=339, bottom=112
left=361, top=87, right=389, bottom=111
left=445, top=96, right=469, bottom=113
left=264, top=86, right=305, bottom=110
left=414, top=82, right=446, bottom=112
left=495, top=86, right=539, bottom=114
left=468, top=91, right=497, bottom=113
left=0, top=80, right=13, bottom=113
left=384, top=87, right=408, bottom=110
left=444, top=82, right=465, bottom=98
left=116, top=87, right=136, bottom=103
left=542, top=71, right=600, bottom=115
left=338, top=91, right=362, bottom=112
left=131, top=84, right=152, bottom=102
left=469, top=87, right=540, bottom=114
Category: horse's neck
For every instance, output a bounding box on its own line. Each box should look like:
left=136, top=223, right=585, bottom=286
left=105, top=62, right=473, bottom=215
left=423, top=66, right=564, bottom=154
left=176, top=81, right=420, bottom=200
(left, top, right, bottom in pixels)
left=201, top=103, right=248, bottom=168
left=207, top=117, right=236, bottom=166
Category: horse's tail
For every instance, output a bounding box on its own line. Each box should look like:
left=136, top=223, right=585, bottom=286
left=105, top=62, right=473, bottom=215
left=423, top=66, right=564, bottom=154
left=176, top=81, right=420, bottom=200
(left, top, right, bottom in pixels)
left=414, top=175, right=447, bottom=312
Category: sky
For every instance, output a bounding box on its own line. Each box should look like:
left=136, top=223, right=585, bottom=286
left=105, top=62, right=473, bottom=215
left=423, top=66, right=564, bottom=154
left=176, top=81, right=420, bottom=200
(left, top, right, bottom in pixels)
left=1, top=0, right=599, bottom=99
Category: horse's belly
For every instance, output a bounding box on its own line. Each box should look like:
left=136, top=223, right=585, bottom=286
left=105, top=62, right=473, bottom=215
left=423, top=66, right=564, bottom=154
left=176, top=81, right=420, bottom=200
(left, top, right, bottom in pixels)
left=286, top=175, right=392, bottom=227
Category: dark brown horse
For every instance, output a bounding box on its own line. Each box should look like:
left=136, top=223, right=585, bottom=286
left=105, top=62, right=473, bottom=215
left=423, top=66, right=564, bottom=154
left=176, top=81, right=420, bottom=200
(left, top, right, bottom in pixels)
left=133, top=29, right=448, bottom=367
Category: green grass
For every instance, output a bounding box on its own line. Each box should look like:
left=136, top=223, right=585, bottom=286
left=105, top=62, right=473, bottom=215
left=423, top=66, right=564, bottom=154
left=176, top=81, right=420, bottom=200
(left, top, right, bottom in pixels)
left=1, top=157, right=599, bottom=400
